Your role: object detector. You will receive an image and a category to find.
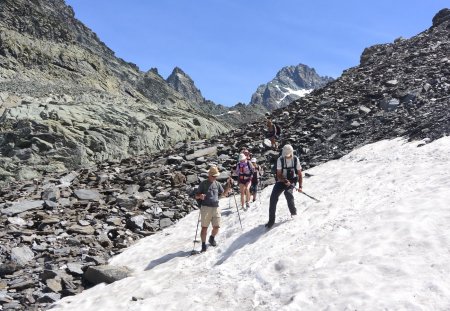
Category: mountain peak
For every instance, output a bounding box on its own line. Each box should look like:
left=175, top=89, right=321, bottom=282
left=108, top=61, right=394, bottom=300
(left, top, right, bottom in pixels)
left=250, top=63, right=333, bottom=110
left=171, top=66, right=188, bottom=76
left=166, top=67, right=204, bottom=105
left=432, top=8, right=450, bottom=26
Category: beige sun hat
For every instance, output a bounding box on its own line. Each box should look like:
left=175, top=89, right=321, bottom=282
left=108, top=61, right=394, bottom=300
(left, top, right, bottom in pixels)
left=282, top=144, right=294, bottom=157
left=208, top=166, right=220, bottom=177
left=239, top=153, right=247, bottom=161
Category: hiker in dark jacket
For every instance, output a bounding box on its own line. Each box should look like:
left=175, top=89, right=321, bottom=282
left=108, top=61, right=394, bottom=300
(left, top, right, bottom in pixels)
left=195, top=166, right=230, bottom=252
left=265, top=144, right=303, bottom=229
left=266, top=119, right=279, bottom=150
left=250, top=157, right=263, bottom=202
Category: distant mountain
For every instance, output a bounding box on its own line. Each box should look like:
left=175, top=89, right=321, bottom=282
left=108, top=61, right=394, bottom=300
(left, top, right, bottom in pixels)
left=249, top=64, right=333, bottom=110
left=166, top=64, right=332, bottom=126
left=165, top=66, right=266, bottom=126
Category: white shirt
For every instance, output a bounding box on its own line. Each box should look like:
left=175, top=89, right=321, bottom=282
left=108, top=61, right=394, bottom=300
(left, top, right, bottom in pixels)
left=276, top=156, right=301, bottom=179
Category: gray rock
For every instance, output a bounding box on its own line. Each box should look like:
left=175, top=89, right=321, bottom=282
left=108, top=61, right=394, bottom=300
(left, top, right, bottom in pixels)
left=67, top=263, right=84, bottom=275
left=1, top=200, right=44, bottom=216
left=185, top=174, right=198, bottom=184
left=67, top=225, right=95, bottom=235
left=185, top=146, right=217, bottom=161
left=0, top=263, right=18, bottom=276
left=359, top=106, right=371, bottom=114
left=126, top=215, right=145, bottom=230
left=11, top=246, right=34, bottom=266
left=45, top=278, right=62, bottom=293
left=37, top=292, right=61, bottom=303
left=83, top=265, right=132, bottom=285
left=155, top=192, right=171, bottom=200
left=74, top=189, right=101, bottom=201
left=160, top=218, right=173, bottom=229
left=7, top=217, right=27, bottom=227
left=116, top=196, right=141, bottom=210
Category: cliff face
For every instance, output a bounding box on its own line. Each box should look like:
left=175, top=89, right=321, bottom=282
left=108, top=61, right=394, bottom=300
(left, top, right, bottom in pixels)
left=0, top=0, right=230, bottom=182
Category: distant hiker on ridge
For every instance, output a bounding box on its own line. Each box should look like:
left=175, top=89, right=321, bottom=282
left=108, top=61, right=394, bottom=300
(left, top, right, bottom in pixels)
left=195, top=166, right=230, bottom=252
left=266, top=119, right=280, bottom=150
left=265, top=144, right=302, bottom=229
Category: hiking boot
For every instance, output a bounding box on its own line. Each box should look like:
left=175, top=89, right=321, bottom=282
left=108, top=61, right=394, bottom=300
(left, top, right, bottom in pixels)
left=265, top=222, right=274, bottom=229
left=246, top=202, right=250, bottom=209
left=208, top=235, right=217, bottom=247
left=201, top=243, right=207, bottom=252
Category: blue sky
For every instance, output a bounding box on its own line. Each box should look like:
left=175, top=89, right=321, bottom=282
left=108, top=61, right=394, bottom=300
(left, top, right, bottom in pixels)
left=65, top=0, right=448, bottom=106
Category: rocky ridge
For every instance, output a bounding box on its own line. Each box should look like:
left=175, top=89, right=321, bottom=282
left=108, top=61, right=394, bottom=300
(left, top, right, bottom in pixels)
left=0, top=6, right=449, bottom=311
left=165, top=66, right=269, bottom=126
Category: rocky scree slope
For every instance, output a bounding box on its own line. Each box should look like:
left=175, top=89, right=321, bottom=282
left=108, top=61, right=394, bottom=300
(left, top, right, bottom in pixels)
left=0, top=0, right=230, bottom=183
left=0, top=135, right=281, bottom=310
left=266, top=8, right=450, bottom=167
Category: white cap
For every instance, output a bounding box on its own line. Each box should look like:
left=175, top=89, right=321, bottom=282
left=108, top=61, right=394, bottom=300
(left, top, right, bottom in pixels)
left=251, top=158, right=257, bottom=163
left=282, top=144, right=294, bottom=157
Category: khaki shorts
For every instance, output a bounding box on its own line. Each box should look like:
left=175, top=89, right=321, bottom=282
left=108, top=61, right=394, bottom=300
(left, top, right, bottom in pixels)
left=200, top=205, right=221, bottom=228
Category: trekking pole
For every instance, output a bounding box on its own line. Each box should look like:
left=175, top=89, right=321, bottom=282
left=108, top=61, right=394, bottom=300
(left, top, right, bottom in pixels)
left=257, top=181, right=262, bottom=204
left=296, top=190, right=320, bottom=202
left=191, top=206, right=202, bottom=255
left=232, top=192, right=243, bottom=230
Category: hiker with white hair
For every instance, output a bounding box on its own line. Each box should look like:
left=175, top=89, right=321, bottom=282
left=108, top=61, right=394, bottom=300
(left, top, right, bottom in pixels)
left=265, top=144, right=303, bottom=229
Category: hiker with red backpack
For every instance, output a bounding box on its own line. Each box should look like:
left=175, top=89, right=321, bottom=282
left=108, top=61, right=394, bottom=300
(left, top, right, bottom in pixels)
left=235, top=153, right=254, bottom=210
left=265, top=144, right=303, bottom=229
left=266, top=119, right=281, bottom=150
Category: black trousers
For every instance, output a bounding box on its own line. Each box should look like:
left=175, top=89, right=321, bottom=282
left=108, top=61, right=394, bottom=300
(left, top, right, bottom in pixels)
left=268, top=182, right=296, bottom=224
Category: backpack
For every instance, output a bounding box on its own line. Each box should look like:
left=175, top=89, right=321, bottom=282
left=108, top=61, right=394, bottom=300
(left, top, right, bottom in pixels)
left=251, top=165, right=261, bottom=184
left=271, top=153, right=299, bottom=182
left=274, top=123, right=282, bottom=136
left=237, top=161, right=253, bottom=183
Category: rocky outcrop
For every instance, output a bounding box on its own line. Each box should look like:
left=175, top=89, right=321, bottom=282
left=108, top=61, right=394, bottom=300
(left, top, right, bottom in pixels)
left=249, top=64, right=333, bottom=110
left=0, top=0, right=231, bottom=182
